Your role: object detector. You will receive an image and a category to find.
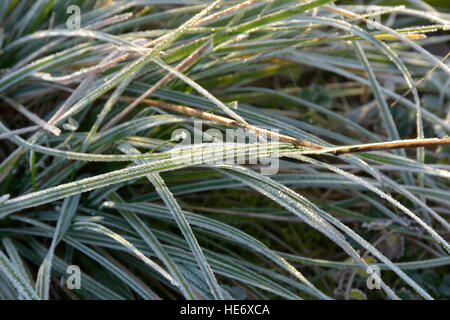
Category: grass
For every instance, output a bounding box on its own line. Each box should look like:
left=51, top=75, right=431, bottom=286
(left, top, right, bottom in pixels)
left=0, top=0, right=449, bottom=300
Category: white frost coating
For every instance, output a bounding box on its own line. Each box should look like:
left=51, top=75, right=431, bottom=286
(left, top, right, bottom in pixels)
left=0, top=251, right=39, bottom=300
left=74, top=222, right=178, bottom=287
left=152, top=57, right=249, bottom=124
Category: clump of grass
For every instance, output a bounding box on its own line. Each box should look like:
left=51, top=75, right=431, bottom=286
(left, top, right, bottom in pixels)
left=0, top=0, right=449, bottom=300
